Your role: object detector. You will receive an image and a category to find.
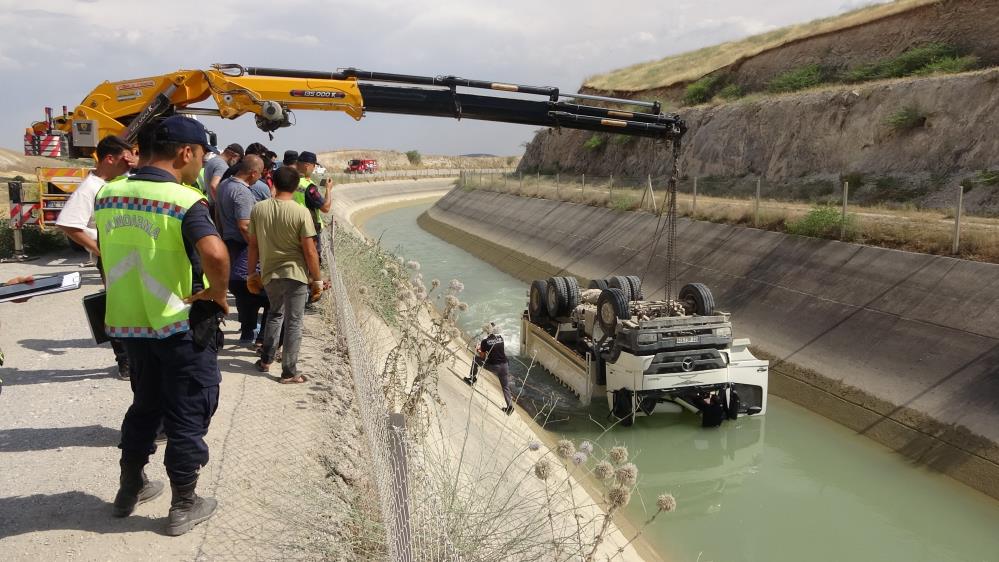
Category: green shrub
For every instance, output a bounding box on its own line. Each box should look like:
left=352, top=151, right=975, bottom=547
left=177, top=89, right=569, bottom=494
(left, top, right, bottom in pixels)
left=609, top=133, right=635, bottom=146
left=914, top=54, right=979, bottom=76
left=975, top=170, right=999, bottom=186
left=844, top=43, right=963, bottom=82
left=610, top=195, right=639, bottom=212
left=405, top=150, right=421, bottom=165
left=767, top=64, right=828, bottom=93
left=0, top=224, right=67, bottom=259
left=786, top=206, right=856, bottom=239
left=683, top=75, right=722, bottom=105
left=583, top=134, right=606, bottom=151
left=885, top=106, right=926, bottom=131
left=717, top=84, right=743, bottom=100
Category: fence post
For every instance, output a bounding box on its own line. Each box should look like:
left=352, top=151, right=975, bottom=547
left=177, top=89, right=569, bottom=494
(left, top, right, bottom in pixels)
left=953, top=184, right=964, bottom=254
left=388, top=413, right=413, bottom=562
left=581, top=173, right=585, bottom=195
left=692, top=176, right=698, bottom=216
left=519, top=172, right=523, bottom=191
left=754, top=177, right=761, bottom=228
left=537, top=170, right=540, bottom=188
left=556, top=172, right=560, bottom=198
left=841, top=181, right=849, bottom=240
left=646, top=175, right=657, bottom=213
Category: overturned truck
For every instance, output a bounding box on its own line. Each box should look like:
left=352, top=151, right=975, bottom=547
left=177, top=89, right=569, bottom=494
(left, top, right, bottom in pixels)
left=521, top=275, right=768, bottom=427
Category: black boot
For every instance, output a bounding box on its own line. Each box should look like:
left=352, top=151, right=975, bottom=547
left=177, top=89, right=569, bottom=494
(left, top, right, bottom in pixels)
left=166, top=477, right=217, bottom=536
left=112, top=460, right=165, bottom=517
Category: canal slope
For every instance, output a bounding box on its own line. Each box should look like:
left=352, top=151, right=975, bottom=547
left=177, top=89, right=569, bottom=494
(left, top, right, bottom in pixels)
left=419, top=187, right=999, bottom=500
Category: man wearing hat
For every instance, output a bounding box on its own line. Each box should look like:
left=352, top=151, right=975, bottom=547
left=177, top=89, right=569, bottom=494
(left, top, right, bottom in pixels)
left=96, top=115, right=230, bottom=536
left=293, top=151, right=333, bottom=239
left=282, top=150, right=298, bottom=167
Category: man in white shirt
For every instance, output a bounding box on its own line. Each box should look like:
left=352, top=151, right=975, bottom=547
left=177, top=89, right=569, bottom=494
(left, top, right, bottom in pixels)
left=56, top=135, right=136, bottom=379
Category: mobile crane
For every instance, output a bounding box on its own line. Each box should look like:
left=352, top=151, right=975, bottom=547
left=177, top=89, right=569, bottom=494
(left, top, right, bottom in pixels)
left=28, top=63, right=685, bottom=157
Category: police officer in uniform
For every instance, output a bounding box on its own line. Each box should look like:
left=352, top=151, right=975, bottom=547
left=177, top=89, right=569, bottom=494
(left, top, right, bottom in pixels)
left=95, top=115, right=230, bottom=536
left=464, top=322, right=516, bottom=415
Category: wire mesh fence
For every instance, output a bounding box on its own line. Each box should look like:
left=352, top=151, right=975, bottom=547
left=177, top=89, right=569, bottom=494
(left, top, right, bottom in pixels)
left=320, top=227, right=462, bottom=561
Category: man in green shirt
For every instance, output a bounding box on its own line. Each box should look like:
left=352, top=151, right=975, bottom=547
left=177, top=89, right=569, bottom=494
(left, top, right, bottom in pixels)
left=247, top=166, right=326, bottom=383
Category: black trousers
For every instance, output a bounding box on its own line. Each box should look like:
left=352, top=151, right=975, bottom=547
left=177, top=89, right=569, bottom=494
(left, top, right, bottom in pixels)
left=119, top=332, right=220, bottom=484
left=230, top=279, right=269, bottom=339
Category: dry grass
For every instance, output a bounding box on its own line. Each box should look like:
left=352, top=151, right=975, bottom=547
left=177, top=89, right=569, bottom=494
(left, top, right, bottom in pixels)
left=584, top=0, right=938, bottom=92
left=468, top=176, right=999, bottom=263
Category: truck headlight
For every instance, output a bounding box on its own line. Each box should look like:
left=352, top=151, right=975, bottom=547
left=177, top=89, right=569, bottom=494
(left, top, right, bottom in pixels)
left=713, top=327, right=732, bottom=338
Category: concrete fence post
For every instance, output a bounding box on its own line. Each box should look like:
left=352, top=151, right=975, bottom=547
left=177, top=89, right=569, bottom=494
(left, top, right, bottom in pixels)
left=581, top=173, right=585, bottom=195
left=519, top=172, right=523, bottom=191
left=692, top=176, right=698, bottom=216
left=953, top=184, right=964, bottom=254
left=537, top=170, right=540, bottom=188
left=841, top=181, right=850, bottom=240
left=388, top=413, right=413, bottom=562
left=754, top=177, right=761, bottom=228
left=556, top=172, right=560, bottom=198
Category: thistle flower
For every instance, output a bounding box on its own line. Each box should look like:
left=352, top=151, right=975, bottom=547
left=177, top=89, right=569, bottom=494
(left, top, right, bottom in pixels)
left=657, top=493, right=677, bottom=513
left=579, top=441, right=594, bottom=455
left=614, top=463, right=638, bottom=487
left=608, top=446, right=629, bottom=465
left=608, top=486, right=632, bottom=509
left=528, top=440, right=542, bottom=451
left=571, top=452, right=588, bottom=466
left=431, top=279, right=440, bottom=289
left=534, top=459, right=551, bottom=481
left=406, top=260, right=420, bottom=270
left=593, top=461, right=614, bottom=481
left=445, top=295, right=460, bottom=308
left=449, top=279, right=464, bottom=293
left=379, top=269, right=388, bottom=277
left=458, top=302, right=469, bottom=312
left=555, top=439, right=575, bottom=459
left=358, top=286, right=369, bottom=295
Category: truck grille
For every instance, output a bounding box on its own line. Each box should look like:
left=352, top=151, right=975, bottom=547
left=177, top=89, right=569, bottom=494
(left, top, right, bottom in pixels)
left=645, top=348, right=726, bottom=374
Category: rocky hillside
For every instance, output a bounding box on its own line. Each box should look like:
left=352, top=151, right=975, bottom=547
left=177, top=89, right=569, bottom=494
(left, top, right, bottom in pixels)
left=317, top=149, right=518, bottom=172
left=520, top=69, right=999, bottom=212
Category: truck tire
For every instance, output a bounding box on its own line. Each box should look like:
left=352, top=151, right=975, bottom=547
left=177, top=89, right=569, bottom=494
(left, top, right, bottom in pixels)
left=608, top=276, right=633, bottom=301
left=529, top=280, right=550, bottom=324
left=612, top=389, right=635, bottom=427
left=597, top=288, right=631, bottom=334
left=546, top=276, right=569, bottom=317
left=564, top=276, right=580, bottom=313
left=625, top=275, right=644, bottom=301
left=679, top=283, right=715, bottom=316
left=587, top=279, right=609, bottom=291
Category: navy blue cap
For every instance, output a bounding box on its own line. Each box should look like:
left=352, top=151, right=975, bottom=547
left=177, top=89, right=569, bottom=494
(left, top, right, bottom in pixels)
left=298, top=151, right=318, bottom=165
left=156, top=115, right=217, bottom=153
left=283, top=150, right=298, bottom=165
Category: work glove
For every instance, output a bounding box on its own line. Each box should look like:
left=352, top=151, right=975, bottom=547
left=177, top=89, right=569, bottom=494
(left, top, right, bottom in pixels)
left=247, top=272, right=263, bottom=295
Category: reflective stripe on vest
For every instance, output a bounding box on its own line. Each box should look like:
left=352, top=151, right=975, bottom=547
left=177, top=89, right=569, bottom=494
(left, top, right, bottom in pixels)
left=95, top=178, right=206, bottom=339
left=293, top=177, right=323, bottom=226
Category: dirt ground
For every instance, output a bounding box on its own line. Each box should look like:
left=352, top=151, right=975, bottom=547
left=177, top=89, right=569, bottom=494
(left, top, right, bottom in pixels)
left=0, top=251, right=362, bottom=560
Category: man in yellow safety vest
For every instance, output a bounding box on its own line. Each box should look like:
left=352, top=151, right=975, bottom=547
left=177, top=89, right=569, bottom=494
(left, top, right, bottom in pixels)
left=95, top=115, right=230, bottom=536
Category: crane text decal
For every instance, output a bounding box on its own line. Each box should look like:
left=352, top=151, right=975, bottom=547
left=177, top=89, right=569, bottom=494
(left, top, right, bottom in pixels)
left=289, top=90, right=346, bottom=99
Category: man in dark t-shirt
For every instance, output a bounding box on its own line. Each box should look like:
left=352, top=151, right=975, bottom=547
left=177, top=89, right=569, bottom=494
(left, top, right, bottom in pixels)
left=464, top=322, right=515, bottom=415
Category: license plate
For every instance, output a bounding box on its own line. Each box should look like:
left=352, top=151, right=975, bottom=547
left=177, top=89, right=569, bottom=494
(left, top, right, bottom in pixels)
left=676, top=336, right=698, bottom=344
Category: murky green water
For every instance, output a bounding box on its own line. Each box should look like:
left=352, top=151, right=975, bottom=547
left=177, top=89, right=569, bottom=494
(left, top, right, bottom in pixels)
left=363, top=202, right=999, bottom=562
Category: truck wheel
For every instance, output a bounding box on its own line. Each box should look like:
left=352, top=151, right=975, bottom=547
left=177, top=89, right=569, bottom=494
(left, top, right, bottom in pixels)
left=546, top=276, right=569, bottom=317
left=529, top=280, right=550, bottom=324
left=608, top=276, right=633, bottom=301
left=588, top=279, right=609, bottom=291
left=678, top=283, right=715, bottom=316
left=625, top=275, right=644, bottom=301
left=597, top=288, right=630, bottom=334
left=564, top=276, right=580, bottom=312
left=612, top=389, right=634, bottom=427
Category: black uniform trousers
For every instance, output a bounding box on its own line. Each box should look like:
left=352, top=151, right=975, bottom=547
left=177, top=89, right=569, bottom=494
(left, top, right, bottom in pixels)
left=119, top=331, right=221, bottom=484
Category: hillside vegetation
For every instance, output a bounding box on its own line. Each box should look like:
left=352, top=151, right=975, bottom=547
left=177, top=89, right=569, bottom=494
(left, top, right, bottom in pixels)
left=585, top=0, right=938, bottom=92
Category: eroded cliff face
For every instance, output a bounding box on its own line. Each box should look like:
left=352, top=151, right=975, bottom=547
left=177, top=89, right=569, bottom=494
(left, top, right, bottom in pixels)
left=520, top=69, right=999, bottom=210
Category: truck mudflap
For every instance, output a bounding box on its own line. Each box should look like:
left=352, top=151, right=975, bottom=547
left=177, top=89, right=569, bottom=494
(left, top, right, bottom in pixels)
left=521, top=314, right=595, bottom=404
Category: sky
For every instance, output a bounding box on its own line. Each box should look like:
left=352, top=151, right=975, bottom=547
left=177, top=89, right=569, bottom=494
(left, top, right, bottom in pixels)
left=1, top=0, right=886, bottom=157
